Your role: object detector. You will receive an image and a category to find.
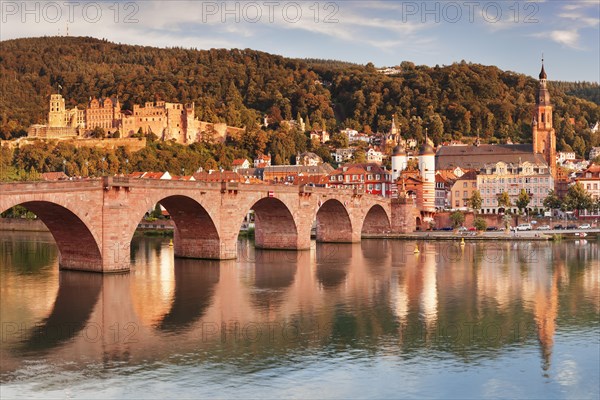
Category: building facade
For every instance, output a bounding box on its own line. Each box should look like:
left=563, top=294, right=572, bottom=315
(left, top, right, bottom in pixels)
left=327, top=163, right=392, bottom=197
left=476, top=161, right=553, bottom=214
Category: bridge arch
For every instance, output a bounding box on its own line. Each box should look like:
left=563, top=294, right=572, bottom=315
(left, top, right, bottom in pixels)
left=244, top=197, right=299, bottom=250
left=361, top=204, right=392, bottom=235
left=1, top=201, right=103, bottom=271
left=315, top=199, right=354, bottom=243
left=125, top=194, right=221, bottom=260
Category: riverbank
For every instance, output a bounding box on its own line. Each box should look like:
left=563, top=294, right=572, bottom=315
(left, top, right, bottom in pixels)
left=1, top=218, right=596, bottom=241
left=363, top=229, right=600, bottom=241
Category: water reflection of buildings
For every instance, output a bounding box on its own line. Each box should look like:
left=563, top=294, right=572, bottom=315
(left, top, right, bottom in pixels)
left=1, top=238, right=599, bottom=377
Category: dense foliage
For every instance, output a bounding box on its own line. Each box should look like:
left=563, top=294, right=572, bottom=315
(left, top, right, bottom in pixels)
left=1, top=36, right=599, bottom=156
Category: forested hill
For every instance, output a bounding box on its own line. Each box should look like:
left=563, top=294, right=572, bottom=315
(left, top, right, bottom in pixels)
left=1, top=36, right=599, bottom=156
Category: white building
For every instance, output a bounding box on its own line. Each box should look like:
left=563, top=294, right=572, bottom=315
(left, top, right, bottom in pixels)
left=557, top=151, right=576, bottom=164
left=366, top=148, right=383, bottom=164
left=331, top=148, right=355, bottom=164
left=589, top=147, right=600, bottom=161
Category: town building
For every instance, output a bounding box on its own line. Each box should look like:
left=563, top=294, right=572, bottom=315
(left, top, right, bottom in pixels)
left=332, top=148, right=355, bottom=164
left=296, top=152, right=323, bottom=166
left=557, top=151, right=576, bottom=164
left=232, top=159, right=251, bottom=172
left=310, top=130, right=330, bottom=143
left=589, top=147, right=600, bottom=161
left=366, top=148, right=384, bottom=164
left=575, top=164, right=600, bottom=218
left=262, top=164, right=334, bottom=184
left=449, top=170, right=478, bottom=210
left=254, top=154, right=272, bottom=168
left=327, top=163, right=392, bottom=197
left=476, top=160, right=553, bottom=214
left=434, top=172, right=456, bottom=211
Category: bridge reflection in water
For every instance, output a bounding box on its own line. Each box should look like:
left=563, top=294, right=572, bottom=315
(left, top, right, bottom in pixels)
left=0, top=232, right=598, bottom=396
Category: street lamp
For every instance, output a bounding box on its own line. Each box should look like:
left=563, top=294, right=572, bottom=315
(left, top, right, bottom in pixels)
left=62, top=159, right=66, bottom=175
left=101, top=157, right=106, bottom=176
left=125, top=158, right=129, bottom=175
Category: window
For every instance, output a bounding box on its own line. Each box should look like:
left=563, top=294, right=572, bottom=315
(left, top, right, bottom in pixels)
left=463, top=182, right=467, bottom=188
left=472, top=182, right=476, bottom=188
left=463, top=191, right=468, bottom=198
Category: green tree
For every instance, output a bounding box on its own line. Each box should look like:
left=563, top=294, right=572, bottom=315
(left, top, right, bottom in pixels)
left=352, top=149, right=367, bottom=163
left=543, top=190, right=562, bottom=210
left=563, top=182, right=593, bottom=212
left=450, top=211, right=465, bottom=228
left=497, top=191, right=511, bottom=211
left=516, top=188, right=531, bottom=215
left=473, top=217, right=487, bottom=232
left=468, top=190, right=482, bottom=213
left=330, top=132, right=348, bottom=148
left=90, top=126, right=105, bottom=139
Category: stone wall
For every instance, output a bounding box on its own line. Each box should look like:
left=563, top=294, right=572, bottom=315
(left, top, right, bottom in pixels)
left=0, top=218, right=49, bottom=232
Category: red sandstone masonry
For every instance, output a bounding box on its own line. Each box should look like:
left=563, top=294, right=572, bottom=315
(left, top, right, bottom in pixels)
left=0, top=178, right=414, bottom=273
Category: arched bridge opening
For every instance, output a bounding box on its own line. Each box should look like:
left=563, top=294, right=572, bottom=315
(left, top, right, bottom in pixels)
left=2, top=202, right=103, bottom=272
left=250, top=197, right=299, bottom=250
left=134, top=195, right=221, bottom=260
left=315, top=199, right=354, bottom=243
left=362, top=204, right=392, bottom=235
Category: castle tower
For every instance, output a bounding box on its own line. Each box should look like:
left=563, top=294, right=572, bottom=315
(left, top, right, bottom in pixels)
left=418, top=130, right=436, bottom=212
left=532, top=59, right=557, bottom=178
left=48, top=94, right=66, bottom=127
left=391, top=134, right=407, bottom=181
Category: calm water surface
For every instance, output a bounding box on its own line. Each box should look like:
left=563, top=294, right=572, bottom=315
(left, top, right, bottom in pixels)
left=0, top=232, right=598, bottom=399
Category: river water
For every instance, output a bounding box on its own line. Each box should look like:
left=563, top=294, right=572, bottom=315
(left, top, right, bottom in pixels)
left=0, top=232, right=598, bottom=399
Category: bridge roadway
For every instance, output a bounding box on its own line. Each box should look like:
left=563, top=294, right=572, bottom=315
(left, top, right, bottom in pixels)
left=0, top=177, right=417, bottom=273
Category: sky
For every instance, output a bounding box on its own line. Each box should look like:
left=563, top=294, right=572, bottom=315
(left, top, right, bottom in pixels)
left=1, top=0, right=599, bottom=82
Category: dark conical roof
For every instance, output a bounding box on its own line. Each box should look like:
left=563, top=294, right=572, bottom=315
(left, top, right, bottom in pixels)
left=539, top=64, right=547, bottom=80
left=392, top=144, right=405, bottom=156
left=419, top=141, right=435, bottom=156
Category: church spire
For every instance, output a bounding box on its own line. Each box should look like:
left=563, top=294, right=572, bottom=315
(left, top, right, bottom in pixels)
left=539, top=54, right=547, bottom=80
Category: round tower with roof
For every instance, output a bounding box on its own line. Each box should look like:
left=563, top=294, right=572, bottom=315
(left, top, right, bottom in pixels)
left=391, top=139, right=407, bottom=181
left=418, top=130, right=436, bottom=184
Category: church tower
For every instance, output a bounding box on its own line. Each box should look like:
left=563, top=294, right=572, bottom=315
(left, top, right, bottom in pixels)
left=532, top=59, right=557, bottom=178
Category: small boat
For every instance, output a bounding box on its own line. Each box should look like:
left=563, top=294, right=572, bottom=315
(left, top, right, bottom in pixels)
left=575, top=232, right=588, bottom=238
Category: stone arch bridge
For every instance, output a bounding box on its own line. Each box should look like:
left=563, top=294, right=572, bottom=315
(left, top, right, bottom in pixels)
left=0, top=177, right=417, bottom=273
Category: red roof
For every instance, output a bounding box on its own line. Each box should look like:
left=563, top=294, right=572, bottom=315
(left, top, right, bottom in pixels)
left=232, top=159, right=248, bottom=166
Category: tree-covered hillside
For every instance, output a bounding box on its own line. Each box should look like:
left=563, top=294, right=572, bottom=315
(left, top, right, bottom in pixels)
left=1, top=36, right=599, bottom=156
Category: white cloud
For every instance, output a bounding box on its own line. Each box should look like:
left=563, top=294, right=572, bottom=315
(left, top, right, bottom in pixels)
left=557, top=12, right=600, bottom=28
left=532, top=30, right=583, bottom=50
